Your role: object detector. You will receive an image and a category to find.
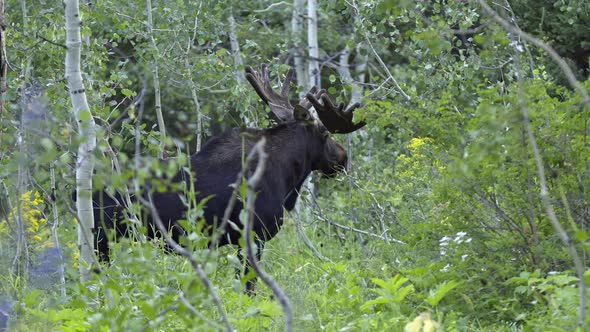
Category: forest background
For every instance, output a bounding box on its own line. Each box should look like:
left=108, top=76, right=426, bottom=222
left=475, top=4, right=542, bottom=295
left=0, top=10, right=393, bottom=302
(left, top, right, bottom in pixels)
left=0, top=0, right=589, bottom=331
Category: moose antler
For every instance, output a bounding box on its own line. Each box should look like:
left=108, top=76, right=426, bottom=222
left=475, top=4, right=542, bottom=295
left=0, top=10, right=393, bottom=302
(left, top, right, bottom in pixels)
left=306, top=93, right=366, bottom=134
left=297, top=86, right=325, bottom=111
left=245, top=64, right=295, bottom=122
left=246, top=64, right=366, bottom=133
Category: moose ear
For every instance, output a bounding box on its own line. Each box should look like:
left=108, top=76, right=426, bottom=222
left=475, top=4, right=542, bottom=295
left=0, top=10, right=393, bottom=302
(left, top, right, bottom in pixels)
left=294, top=105, right=312, bottom=122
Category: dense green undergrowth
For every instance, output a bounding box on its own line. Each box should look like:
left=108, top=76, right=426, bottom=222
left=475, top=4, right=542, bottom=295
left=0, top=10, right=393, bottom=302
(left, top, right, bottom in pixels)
left=1, top=207, right=585, bottom=331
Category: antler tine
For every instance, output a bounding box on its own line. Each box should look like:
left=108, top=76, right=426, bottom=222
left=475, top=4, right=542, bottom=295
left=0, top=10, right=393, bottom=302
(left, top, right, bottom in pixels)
left=306, top=92, right=366, bottom=134
left=245, top=64, right=294, bottom=122
left=281, top=67, right=295, bottom=97
left=298, top=86, right=325, bottom=110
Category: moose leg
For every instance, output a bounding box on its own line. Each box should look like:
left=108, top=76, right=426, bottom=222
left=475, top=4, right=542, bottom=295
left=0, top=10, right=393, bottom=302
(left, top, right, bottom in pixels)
left=91, top=191, right=125, bottom=264
left=236, top=239, right=264, bottom=294
left=95, top=226, right=110, bottom=263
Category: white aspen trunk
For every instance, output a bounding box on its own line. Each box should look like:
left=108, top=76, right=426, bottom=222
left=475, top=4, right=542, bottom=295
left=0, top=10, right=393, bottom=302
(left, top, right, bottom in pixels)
left=50, top=164, right=66, bottom=296
left=228, top=10, right=255, bottom=127
left=11, top=163, right=28, bottom=280
left=307, top=0, right=320, bottom=89
left=229, top=12, right=245, bottom=87
left=10, top=0, right=30, bottom=283
left=291, top=0, right=306, bottom=97
left=338, top=46, right=364, bottom=103
left=0, top=0, right=6, bottom=114
left=184, top=3, right=203, bottom=153
left=146, top=0, right=166, bottom=158
left=303, top=0, right=320, bottom=205
left=65, top=0, right=97, bottom=283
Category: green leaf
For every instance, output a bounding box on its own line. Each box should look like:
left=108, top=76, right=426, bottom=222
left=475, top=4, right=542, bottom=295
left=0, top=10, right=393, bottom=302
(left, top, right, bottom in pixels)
left=574, top=230, right=588, bottom=242
left=78, top=109, right=92, bottom=122
left=426, top=280, right=462, bottom=307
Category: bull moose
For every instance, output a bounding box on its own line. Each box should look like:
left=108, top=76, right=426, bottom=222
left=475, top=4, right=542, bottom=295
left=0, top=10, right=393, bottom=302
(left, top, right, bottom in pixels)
left=90, top=64, right=366, bottom=291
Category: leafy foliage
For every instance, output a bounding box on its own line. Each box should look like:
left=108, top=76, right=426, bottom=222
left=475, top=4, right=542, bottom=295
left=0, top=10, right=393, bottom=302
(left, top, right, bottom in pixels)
left=0, top=0, right=589, bottom=331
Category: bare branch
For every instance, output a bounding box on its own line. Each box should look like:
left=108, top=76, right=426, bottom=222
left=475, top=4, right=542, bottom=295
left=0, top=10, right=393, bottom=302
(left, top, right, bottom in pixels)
left=178, top=292, right=224, bottom=331
left=315, top=211, right=406, bottom=245
left=292, top=206, right=332, bottom=262
left=349, top=0, right=411, bottom=101
left=253, top=1, right=291, bottom=13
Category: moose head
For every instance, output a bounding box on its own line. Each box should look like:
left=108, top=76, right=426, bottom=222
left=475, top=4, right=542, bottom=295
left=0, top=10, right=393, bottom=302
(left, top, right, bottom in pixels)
left=245, top=64, right=366, bottom=178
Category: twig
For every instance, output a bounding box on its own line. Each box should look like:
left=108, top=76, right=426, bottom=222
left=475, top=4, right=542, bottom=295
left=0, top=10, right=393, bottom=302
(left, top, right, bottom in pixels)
left=253, top=1, right=291, bottom=12
left=139, top=194, right=234, bottom=332
left=518, top=69, right=588, bottom=330
left=376, top=202, right=390, bottom=245
left=243, top=138, right=293, bottom=332
left=315, top=211, right=405, bottom=245
left=102, top=139, right=143, bottom=243
left=289, top=200, right=332, bottom=262
left=134, top=82, right=147, bottom=196
left=0, top=0, right=7, bottom=115
left=178, top=292, right=224, bottom=331
left=12, top=140, right=28, bottom=282
left=37, top=33, right=67, bottom=49
left=347, top=136, right=369, bottom=255
left=349, top=0, right=411, bottom=101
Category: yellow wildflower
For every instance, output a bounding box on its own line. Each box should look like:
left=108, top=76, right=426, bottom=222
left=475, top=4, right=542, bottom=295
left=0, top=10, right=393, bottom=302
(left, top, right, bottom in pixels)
left=0, top=190, right=51, bottom=245
left=405, top=312, right=441, bottom=332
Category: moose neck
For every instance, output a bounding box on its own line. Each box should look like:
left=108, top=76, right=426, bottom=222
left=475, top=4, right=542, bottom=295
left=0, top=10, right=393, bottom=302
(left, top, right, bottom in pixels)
left=262, top=122, right=315, bottom=196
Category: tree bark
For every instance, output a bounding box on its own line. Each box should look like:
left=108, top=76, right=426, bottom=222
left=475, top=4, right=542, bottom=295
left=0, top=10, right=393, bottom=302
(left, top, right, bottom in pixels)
left=50, top=164, right=66, bottom=296
left=229, top=10, right=245, bottom=87
left=146, top=0, right=167, bottom=158
left=184, top=3, right=203, bottom=152
left=0, top=0, right=6, bottom=115
left=291, top=0, right=306, bottom=97
left=302, top=0, right=320, bottom=203
left=64, top=0, right=97, bottom=283
left=307, top=0, right=320, bottom=89
left=228, top=9, right=255, bottom=127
